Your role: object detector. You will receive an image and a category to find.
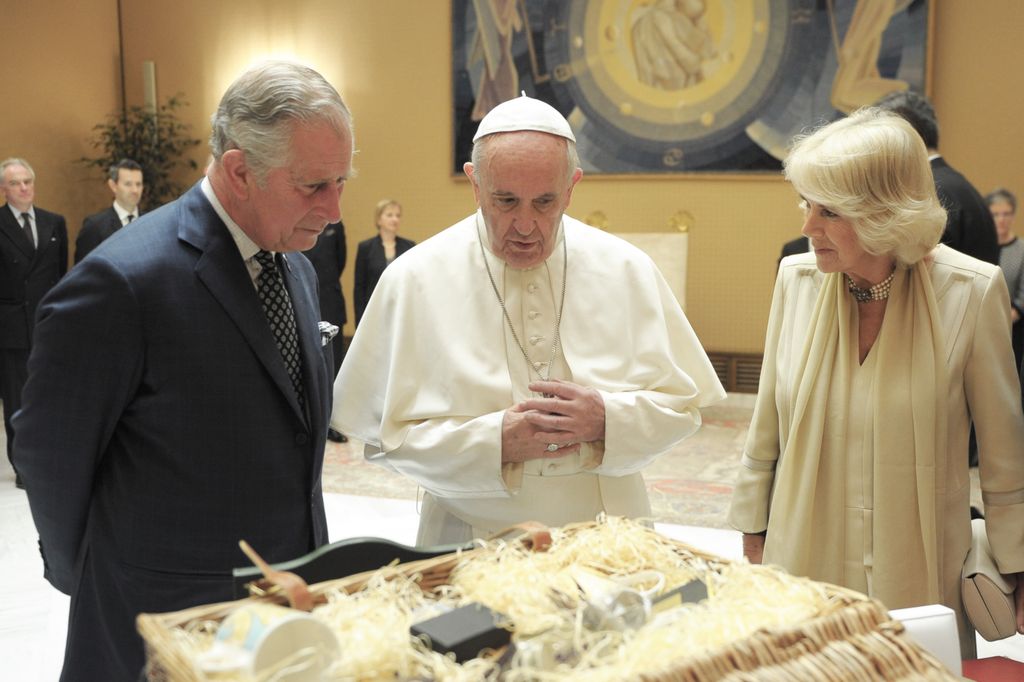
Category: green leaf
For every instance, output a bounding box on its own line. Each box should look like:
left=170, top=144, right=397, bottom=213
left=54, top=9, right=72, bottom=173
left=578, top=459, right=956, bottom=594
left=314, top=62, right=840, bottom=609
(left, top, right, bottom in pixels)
left=77, top=94, right=203, bottom=212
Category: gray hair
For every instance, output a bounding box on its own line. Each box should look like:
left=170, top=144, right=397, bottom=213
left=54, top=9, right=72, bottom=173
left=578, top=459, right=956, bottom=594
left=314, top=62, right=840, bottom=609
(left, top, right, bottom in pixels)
left=470, top=132, right=580, bottom=185
left=784, top=108, right=946, bottom=267
left=986, top=187, right=1017, bottom=213
left=1, top=157, right=35, bottom=180
left=210, top=60, right=352, bottom=183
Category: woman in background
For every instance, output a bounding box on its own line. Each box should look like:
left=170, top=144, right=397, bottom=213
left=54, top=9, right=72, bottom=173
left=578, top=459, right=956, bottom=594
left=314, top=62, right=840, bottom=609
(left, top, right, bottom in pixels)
left=728, top=108, right=1024, bottom=657
left=353, top=199, right=415, bottom=326
left=987, top=188, right=1024, bottom=368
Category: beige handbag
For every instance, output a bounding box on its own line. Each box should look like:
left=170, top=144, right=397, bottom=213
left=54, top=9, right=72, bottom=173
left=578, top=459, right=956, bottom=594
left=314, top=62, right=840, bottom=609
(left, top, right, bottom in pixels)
left=962, top=518, right=1018, bottom=641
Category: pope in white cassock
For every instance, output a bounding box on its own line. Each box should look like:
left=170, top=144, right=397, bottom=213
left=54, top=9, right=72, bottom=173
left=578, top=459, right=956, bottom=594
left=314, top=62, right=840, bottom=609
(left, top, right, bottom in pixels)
left=332, top=95, right=726, bottom=544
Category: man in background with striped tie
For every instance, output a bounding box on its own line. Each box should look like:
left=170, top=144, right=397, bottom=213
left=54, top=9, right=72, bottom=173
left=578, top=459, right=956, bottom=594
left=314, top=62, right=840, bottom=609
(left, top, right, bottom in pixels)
left=0, top=157, right=67, bottom=489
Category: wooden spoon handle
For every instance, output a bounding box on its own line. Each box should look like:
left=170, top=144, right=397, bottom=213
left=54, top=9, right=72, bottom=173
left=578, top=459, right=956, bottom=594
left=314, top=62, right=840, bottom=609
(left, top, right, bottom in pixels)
left=238, top=539, right=274, bottom=577
left=238, top=539, right=314, bottom=611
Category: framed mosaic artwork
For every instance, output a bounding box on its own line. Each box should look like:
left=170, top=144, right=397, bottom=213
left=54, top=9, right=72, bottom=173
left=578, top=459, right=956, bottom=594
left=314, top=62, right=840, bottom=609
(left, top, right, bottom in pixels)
left=452, top=0, right=931, bottom=175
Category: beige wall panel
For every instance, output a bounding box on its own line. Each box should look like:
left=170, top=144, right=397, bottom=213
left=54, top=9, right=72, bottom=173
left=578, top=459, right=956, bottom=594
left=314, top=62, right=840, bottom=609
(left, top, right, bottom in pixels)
left=5, top=1, right=1022, bottom=351
left=0, top=2, right=122, bottom=248
left=930, top=0, right=1024, bottom=198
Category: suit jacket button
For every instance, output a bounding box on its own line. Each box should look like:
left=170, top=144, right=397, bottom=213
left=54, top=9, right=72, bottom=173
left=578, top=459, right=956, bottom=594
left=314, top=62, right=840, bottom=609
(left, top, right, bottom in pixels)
left=295, top=433, right=309, bottom=445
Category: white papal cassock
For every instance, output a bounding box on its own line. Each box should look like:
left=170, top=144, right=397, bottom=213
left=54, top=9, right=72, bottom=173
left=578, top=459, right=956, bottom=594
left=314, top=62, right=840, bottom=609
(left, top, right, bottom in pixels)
left=332, top=211, right=726, bottom=544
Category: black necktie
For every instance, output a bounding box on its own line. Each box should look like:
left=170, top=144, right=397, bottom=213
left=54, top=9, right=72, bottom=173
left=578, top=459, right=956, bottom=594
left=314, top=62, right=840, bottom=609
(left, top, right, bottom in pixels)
left=253, top=250, right=304, bottom=409
left=125, top=214, right=134, bottom=225
left=21, top=213, right=34, bottom=250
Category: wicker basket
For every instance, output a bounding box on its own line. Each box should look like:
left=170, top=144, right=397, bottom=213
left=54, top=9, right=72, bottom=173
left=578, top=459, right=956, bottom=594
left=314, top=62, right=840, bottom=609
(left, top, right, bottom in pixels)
left=138, top=526, right=957, bottom=681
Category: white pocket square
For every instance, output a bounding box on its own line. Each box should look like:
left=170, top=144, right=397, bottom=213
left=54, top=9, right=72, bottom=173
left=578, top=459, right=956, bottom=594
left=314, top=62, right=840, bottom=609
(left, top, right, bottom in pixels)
left=318, top=321, right=339, bottom=347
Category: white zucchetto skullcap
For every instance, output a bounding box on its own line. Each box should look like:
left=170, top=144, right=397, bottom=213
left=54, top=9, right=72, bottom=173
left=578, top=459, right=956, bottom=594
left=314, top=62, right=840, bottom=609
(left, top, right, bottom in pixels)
left=472, top=92, right=576, bottom=143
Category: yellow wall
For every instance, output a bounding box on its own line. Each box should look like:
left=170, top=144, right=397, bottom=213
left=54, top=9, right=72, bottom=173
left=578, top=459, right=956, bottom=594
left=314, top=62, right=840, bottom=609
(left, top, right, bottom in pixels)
left=3, top=1, right=1023, bottom=352
left=0, top=2, right=121, bottom=225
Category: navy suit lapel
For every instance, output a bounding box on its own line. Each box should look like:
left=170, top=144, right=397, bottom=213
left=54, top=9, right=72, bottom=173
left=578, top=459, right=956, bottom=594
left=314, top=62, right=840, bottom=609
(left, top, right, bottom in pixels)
left=106, top=207, right=122, bottom=236
left=32, top=212, right=55, bottom=266
left=280, top=253, right=327, bottom=433
left=0, top=206, right=34, bottom=258
left=180, top=187, right=308, bottom=424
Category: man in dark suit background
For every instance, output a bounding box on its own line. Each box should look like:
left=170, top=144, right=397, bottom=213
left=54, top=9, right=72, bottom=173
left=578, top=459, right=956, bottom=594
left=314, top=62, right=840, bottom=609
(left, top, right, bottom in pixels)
left=0, top=157, right=67, bottom=488
left=875, top=90, right=999, bottom=265
left=14, top=61, right=353, bottom=680
left=74, top=158, right=144, bottom=263
left=303, top=220, right=349, bottom=442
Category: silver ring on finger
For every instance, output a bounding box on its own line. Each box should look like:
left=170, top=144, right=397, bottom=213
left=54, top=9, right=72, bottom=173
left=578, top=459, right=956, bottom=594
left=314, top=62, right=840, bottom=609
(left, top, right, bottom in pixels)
left=546, top=443, right=559, bottom=452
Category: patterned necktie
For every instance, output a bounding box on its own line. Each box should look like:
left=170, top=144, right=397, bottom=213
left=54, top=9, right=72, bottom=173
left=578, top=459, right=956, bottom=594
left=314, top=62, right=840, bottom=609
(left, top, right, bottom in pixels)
left=253, top=250, right=305, bottom=409
left=21, top=213, right=34, bottom=250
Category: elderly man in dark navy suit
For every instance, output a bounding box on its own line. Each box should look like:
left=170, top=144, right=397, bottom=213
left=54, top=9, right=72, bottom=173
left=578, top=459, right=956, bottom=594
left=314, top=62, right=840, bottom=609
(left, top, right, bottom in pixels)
left=0, top=157, right=67, bottom=488
left=14, top=61, right=353, bottom=681
left=74, top=158, right=144, bottom=263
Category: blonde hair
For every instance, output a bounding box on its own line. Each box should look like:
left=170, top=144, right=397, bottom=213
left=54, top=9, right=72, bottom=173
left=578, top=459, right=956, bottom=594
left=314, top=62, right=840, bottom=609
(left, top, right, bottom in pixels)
left=784, top=108, right=946, bottom=266
left=374, top=198, right=401, bottom=229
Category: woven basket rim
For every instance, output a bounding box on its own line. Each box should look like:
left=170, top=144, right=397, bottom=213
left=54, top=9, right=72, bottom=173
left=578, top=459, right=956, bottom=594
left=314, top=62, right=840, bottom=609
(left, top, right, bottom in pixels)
left=137, top=524, right=955, bottom=682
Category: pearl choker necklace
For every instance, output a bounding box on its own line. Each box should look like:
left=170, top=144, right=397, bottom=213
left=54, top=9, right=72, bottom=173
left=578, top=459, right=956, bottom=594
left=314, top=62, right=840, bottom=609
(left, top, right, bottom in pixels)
left=847, top=270, right=895, bottom=303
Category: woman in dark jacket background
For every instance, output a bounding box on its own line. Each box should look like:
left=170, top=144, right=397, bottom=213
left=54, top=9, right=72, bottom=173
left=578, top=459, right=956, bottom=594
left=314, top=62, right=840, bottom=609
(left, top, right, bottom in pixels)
left=354, top=198, right=415, bottom=325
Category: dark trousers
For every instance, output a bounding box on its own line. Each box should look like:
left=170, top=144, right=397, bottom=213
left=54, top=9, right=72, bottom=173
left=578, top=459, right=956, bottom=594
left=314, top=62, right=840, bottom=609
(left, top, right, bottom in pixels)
left=0, top=347, right=29, bottom=465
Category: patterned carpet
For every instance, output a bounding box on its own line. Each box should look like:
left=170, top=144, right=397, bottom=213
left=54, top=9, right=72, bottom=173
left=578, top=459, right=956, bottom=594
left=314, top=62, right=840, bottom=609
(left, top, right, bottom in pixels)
left=321, top=394, right=756, bottom=530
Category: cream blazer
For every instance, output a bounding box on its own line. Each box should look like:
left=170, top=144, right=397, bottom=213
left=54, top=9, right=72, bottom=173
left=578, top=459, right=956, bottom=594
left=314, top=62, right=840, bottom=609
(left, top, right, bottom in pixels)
left=730, top=246, right=1024, bottom=636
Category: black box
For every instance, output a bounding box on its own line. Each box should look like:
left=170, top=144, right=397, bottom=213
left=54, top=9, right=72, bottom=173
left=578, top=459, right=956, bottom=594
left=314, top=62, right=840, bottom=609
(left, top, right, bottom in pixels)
left=410, top=602, right=511, bottom=662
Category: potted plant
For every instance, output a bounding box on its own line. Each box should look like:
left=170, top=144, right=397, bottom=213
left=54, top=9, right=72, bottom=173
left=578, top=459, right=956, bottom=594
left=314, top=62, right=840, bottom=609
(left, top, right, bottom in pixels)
left=80, top=94, right=202, bottom=212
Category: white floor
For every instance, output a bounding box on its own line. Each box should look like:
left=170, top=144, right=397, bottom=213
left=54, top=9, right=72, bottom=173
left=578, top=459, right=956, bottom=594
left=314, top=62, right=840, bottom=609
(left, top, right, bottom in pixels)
left=2, top=458, right=1021, bottom=681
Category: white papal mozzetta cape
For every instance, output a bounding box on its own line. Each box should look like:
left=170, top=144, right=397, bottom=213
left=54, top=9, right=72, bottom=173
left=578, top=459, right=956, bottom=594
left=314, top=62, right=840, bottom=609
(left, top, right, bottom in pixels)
left=332, top=212, right=725, bottom=543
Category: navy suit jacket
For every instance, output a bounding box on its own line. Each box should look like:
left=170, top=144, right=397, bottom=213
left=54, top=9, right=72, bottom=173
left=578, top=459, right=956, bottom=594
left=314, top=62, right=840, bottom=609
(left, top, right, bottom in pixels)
left=303, top=221, right=348, bottom=380
left=0, top=204, right=67, bottom=348
left=303, top=220, right=347, bottom=328
left=14, top=183, right=331, bottom=680
left=75, top=205, right=124, bottom=263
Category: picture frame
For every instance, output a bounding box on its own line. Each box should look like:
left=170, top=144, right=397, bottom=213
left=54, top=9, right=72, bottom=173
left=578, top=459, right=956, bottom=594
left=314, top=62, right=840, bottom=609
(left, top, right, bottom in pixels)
left=452, top=0, right=932, bottom=176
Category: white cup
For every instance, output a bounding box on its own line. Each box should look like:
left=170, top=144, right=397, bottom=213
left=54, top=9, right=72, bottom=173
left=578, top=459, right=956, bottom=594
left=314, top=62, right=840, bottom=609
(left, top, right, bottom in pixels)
left=199, top=603, right=339, bottom=681
left=612, top=570, right=666, bottom=600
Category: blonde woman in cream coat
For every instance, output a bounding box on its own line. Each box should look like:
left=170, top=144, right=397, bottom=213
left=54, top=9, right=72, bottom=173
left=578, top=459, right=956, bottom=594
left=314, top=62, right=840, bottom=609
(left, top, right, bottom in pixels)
left=728, top=108, right=1024, bottom=658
